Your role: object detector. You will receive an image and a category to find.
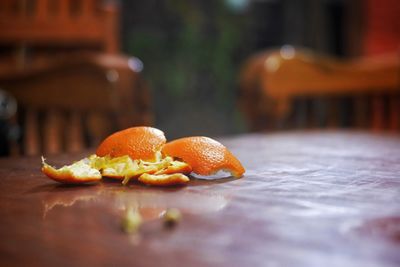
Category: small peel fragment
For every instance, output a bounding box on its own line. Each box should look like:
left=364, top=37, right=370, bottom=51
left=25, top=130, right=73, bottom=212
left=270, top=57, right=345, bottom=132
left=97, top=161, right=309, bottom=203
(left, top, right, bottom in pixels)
left=41, top=157, right=102, bottom=184
left=163, top=208, right=182, bottom=227
left=155, top=160, right=192, bottom=175
left=138, top=173, right=189, bottom=186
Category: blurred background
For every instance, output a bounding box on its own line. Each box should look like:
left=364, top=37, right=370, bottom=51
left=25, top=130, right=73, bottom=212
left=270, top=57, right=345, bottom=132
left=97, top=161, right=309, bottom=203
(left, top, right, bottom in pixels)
left=0, top=0, right=399, bottom=156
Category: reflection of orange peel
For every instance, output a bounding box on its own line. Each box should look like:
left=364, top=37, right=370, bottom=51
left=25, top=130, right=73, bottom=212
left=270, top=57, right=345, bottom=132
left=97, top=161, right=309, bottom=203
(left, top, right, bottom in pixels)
left=43, top=189, right=229, bottom=220
left=43, top=194, right=98, bottom=219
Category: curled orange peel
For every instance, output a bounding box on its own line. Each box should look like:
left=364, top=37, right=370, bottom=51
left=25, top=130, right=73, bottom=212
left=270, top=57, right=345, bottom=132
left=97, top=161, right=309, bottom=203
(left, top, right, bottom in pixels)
left=96, top=126, right=166, bottom=162
left=162, top=136, right=245, bottom=178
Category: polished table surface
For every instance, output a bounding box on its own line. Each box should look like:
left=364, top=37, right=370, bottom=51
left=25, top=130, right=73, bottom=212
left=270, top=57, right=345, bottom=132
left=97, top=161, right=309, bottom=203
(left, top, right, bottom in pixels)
left=1, top=131, right=400, bottom=267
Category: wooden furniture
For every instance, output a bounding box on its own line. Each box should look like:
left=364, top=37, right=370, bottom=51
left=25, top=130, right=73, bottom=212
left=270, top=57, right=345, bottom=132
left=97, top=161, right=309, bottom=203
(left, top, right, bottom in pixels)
left=0, top=54, right=152, bottom=156
left=0, top=0, right=119, bottom=55
left=362, top=0, right=400, bottom=56
left=1, top=131, right=400, bottom=266
left=239, top=47, right=400, bottom=131
left=0, top=0, right=153, bottom=156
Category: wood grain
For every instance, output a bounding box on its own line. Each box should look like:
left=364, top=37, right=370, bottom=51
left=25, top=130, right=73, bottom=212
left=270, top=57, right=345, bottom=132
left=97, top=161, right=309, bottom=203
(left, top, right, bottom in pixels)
left=0, top=131, right=399, bottom=267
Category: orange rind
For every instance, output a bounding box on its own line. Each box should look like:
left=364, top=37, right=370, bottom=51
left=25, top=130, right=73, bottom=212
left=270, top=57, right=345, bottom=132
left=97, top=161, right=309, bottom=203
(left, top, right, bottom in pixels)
left=96, top=126, right=166, bottom=161
left=162, top=136, right=245, bottom=178
left=41, top=127, right=245, bottom=186
left=138, top=173, right=190, bottom=186
left=41, top=157, right=102, bottom=184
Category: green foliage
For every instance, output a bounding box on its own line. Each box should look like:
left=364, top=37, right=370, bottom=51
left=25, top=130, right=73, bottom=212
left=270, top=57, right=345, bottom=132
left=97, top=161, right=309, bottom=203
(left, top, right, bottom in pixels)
left=124, top=0, right=247, bottom=135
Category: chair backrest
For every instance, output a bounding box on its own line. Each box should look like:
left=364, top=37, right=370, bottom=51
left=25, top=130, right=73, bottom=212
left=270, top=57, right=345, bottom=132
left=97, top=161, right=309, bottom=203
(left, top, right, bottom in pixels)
left=0, top=0, right=119, bottom=53
left=0, top=0, right=120, bottom=75
left=239, top=47, right=400, bottom=131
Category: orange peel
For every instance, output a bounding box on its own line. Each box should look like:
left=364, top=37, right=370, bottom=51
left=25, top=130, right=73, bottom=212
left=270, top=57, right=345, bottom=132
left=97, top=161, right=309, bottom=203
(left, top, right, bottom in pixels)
left=155, top=160, right=192, bottom=175
left=162, top=136, right=245, bottom=178
left=96, top=126, right=166, bottom=161
left=41, top=127, right=246, bottom=186
left=41, top=157, right=102, bottom=184
left=89, top=154, right=157, bottom=180
left=138, top=173, right=189, bottom=186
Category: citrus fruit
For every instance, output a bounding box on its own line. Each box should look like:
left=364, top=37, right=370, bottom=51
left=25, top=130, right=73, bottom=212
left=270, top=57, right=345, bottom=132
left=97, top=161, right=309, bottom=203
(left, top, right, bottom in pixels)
left=96, top=126, right=166, bottom=161
left=162, top=136, right=245, bottom=177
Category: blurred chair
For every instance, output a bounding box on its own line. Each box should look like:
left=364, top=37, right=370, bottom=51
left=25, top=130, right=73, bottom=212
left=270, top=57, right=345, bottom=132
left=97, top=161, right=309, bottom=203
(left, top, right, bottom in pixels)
left=239, top=46, right=400, bottom=131
left=0, top=0, right=153, bottom=156
left=239, top=0, right=400, bottom=132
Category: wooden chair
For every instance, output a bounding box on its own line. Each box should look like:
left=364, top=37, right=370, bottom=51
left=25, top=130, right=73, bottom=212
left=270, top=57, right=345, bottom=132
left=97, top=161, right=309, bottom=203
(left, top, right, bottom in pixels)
left=0, top=0, right=153, bottom=156
left=239, top=46, right=400, bottom=131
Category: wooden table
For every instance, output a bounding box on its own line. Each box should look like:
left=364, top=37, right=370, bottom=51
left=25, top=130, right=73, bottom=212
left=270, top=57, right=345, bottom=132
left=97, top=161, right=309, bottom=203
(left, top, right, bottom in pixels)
left=1, top=131, right=399, bottom=267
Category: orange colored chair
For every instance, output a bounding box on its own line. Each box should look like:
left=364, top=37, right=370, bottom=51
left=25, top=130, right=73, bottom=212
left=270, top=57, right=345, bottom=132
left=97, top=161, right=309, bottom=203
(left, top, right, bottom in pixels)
left=239, top=46, right=400, bottom=131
